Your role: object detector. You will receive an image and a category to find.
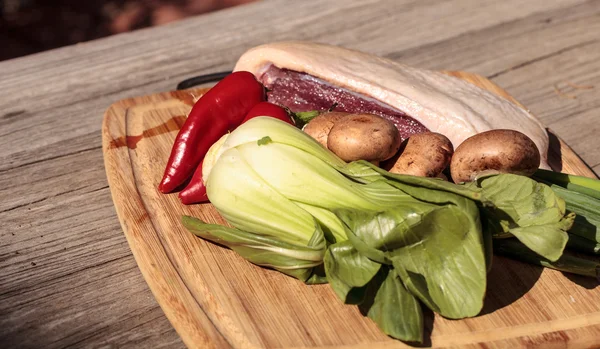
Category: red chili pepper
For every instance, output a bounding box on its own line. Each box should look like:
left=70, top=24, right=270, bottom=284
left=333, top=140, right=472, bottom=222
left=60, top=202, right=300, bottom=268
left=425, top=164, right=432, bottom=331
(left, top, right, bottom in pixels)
left=158, top=71, right=265, bottom=193
left=178, top=160, right=208, bottom=204
left=242, top=102, right=294, bottom=125
left=178, top=102, right=295, bottom=205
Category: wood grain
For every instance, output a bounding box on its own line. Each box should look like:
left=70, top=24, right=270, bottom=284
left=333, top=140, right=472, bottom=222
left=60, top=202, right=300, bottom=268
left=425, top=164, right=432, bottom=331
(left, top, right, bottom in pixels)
left=102, top=72, right=600, bottom=348
left=2, top=0, right=600, bottom=347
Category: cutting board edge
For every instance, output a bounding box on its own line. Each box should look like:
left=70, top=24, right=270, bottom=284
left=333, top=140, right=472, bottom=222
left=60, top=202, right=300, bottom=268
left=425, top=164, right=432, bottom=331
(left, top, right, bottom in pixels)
left=101, top=104, right=234, bottom=349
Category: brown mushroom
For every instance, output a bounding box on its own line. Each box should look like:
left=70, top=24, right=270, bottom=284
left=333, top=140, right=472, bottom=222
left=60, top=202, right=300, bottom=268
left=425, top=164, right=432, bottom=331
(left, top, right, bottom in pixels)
left=302, top=112, right=349, bottom=148
left=327, top=113, right=400, bottom=163
left=384, top=132, right=453, bottom=177
left=450, top=129, right=541, bottom=183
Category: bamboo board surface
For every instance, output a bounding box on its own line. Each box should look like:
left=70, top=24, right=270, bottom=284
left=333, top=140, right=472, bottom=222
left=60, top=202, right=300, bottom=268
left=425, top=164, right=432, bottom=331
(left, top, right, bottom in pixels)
left=102, top=71, right=599, bottom=349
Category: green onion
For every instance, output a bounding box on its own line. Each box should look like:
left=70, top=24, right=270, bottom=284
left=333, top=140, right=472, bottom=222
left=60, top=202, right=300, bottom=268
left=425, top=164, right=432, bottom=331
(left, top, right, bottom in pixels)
left=494, top=238, right=599, bottom=281
left=535, top=169, right=600, bottom=200
left=535, top=172, right=600, bottom=250
left=567, top=233, right=600, bottom=255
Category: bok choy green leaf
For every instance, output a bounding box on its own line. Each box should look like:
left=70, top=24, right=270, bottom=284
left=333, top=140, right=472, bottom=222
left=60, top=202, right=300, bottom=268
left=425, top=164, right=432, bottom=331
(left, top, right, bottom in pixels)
left=344, top=161, right=573, bottom=262
left=324, top=243, right=424, bottom=342
left=465, top=174, right=573, bottom=261
left=334, top=203, right=486, bottom=319
left=324, top=240, right=381, bottom=304
left=362, top=267, right=423, bottom=343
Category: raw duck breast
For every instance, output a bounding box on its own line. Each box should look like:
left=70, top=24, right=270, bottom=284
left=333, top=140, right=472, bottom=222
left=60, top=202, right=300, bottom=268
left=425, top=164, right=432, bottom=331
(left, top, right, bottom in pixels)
left=233, top=41, right=550, bottom=168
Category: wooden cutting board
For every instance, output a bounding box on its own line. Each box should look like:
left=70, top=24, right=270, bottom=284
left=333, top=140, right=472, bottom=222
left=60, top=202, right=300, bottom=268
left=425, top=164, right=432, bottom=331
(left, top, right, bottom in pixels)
left=102, top=71, right=600, bottom=349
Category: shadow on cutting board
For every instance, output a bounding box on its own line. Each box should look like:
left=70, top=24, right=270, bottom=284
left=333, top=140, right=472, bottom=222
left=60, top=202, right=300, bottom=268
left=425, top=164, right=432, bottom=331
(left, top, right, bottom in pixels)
left=563, top=266, right=600, bottom=290
left=565, top=269, right=599, bottom=290
left=547, top=131, right=563, bottom=173
left=479, top=256, right=543, bottom=315
left=418, top=308, right=435, bottom=347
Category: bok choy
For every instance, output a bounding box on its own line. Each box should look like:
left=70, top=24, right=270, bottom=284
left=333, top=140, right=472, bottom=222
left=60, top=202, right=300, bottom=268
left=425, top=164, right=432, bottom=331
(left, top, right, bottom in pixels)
left=182, top=117, right=575, bottom=343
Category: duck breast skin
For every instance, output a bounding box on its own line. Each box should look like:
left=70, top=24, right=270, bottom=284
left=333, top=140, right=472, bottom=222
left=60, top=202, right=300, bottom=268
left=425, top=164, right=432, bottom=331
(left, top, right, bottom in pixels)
left=234, top=41, right=549, bottom=168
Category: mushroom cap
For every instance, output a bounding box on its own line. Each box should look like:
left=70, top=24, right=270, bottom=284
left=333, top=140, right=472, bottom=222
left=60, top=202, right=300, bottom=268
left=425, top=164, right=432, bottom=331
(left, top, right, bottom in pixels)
left=327, top=113, right=400, bottom=162
left=450, top=129, right=540, bottom=183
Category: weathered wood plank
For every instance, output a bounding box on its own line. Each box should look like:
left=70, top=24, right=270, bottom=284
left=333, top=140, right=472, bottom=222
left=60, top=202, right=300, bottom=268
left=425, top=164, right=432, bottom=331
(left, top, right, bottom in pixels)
left=383, top=0, right=599, bottom=74
left=1, top=258, right=183, bottom=348
left=0, top=147, right=184, bottom=347
left=380, top=0, right=600, bottom=172
left=0, top=197, right=183, bottom=348
left=493, top=41, right=600, bottom=172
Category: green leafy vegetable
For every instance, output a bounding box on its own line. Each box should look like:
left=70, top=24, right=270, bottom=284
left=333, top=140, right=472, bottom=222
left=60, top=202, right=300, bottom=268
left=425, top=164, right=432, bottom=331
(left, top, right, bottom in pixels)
left=347, top=161, right=572, bottom=262
left=295, top=202, right=347, bottom=244
left=182, top=216, right=326, bottom=283
left=324, top=244, right=424, bottom=342
left=182, top=117, right=580, bottom=343
left=206, top=146, right=319, bottom=245
left=335, top=205, right=486, bottom=319
left=465, top=174, right=573, bottom=261
left=362, top=267, right=423, bottom=343
left=324, top=240, right=380, bottom=304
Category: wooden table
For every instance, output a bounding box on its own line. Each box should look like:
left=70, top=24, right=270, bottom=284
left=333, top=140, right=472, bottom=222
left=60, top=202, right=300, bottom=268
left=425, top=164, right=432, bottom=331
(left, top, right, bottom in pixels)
left=1, top=0, right=599, bottom=347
